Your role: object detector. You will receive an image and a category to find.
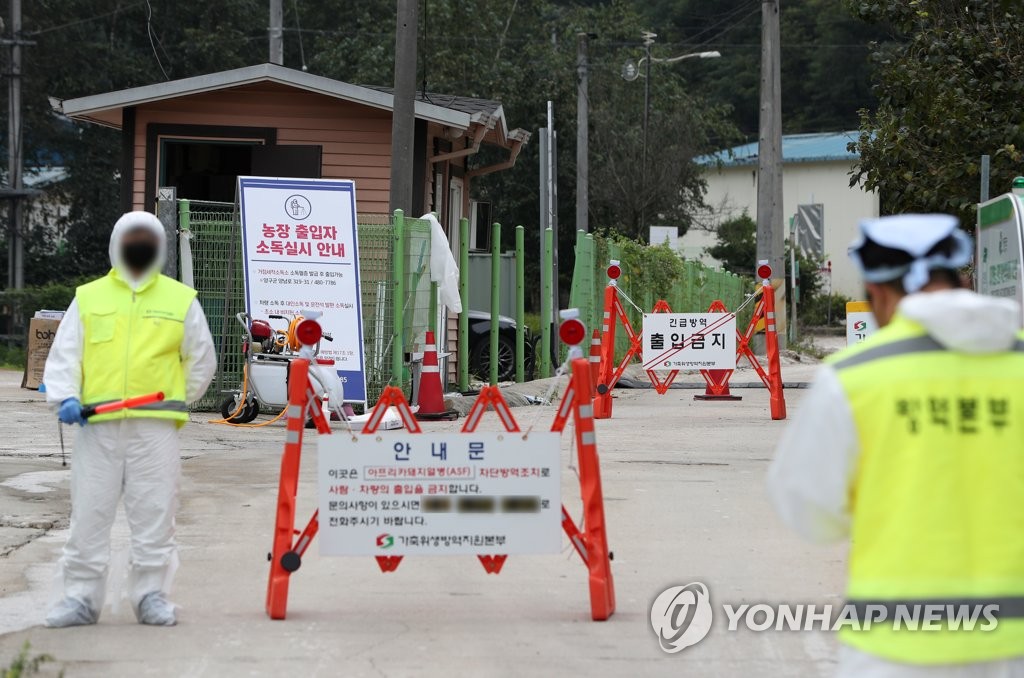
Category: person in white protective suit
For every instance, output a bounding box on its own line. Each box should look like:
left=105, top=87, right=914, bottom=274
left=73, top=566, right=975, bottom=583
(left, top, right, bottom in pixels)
left=768, top=214, right=1024, bottom=676
left=43, top=211, right=216, bottom=627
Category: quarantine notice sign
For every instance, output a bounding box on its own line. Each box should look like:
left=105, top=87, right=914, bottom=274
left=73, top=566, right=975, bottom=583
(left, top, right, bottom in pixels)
left=317, top=432, right=562, bottom=556
left=642, top=313, right=736, bottom=371
left=239, top=176, right=367, bottom=403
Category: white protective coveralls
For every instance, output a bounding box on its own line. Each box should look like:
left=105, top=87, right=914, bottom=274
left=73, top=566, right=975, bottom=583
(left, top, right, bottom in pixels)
left=43, top=212, right=216, bottom=624
left=767, top=289, right=1024, bottom=677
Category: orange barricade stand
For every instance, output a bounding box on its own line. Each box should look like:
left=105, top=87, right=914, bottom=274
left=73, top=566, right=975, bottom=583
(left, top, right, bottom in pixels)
left=694, top=267, right=787, bottom=420
left=644, top=299, right=682, bottom=395
left=593, top=265, right=643, bottom=419
left=265, top=322, right=616, bottom=621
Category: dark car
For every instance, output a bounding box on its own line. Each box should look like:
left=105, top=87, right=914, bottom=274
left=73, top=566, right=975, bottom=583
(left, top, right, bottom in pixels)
left=466, top=310, right=537, bottom=382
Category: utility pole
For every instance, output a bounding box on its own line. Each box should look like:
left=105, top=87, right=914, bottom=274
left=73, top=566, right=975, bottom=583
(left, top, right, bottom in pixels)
left=269, top=0, right=283, bottom=65
left=640, top=31, right=655, bottom=234
left=389, top=0, right=418, bottom=214
left=757, top=0, right=785, bottom=343
left=6, top=0, right=25, bottom=289
left=575, top=32, right=591, bottom=233
left=547, top=101, right=559, bottom=323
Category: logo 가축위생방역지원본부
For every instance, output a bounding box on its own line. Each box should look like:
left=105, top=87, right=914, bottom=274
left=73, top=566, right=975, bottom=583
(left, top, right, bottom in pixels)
left=650, top=582, right=714, bottom=653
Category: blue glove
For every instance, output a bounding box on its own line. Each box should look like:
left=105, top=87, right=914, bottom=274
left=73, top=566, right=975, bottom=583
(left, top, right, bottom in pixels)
left=58, top=398, right=86, bottom=426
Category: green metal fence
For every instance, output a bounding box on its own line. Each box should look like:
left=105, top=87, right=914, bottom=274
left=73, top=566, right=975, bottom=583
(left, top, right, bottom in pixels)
left=569, top=230, right=751, bottom=357
left=180, top=200, right=243, bottom=411
left=179, top=201, right=431, bottom=410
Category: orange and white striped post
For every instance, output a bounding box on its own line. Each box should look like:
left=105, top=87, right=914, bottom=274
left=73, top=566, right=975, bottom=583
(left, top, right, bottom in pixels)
left=594, top=261, right=621, bottom=419
left=594, top=284, right=618, bottom=418
left=567, top=356, right=615, bottom=620
left=588, top=328, right=601, bottom=398
left=758, top=263, right=787, bottom=421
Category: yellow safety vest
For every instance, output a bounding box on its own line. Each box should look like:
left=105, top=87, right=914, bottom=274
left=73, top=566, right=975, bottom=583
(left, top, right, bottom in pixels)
left=830, top=313, right=1024, bottom=664
left=77, top=271, right=196, bottom=423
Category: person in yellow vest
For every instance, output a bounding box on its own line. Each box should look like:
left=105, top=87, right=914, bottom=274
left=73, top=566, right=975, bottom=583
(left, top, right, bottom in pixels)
left=768, top=214, right=1024, bottom=676
left=42, top=211, right=216, bottom=627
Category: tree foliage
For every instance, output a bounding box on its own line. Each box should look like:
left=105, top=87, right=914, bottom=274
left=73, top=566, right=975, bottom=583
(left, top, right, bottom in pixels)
left=707, top=212, right=757, bottom=275
left=2, top=0, right=742, bottom=289
left=640, top=0, right=886, bottom=136
left=849, top=0, right=1024, bottom=224
left=1, top=0, right=888, bottom=290
left=3, top=0, right=267, bottom=285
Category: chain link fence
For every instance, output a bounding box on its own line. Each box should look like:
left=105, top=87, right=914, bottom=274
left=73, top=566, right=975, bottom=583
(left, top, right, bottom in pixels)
left=178, top=201, right=432, bottom=410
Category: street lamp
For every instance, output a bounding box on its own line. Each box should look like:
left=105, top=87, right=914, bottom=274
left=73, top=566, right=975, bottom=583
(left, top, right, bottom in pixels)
left=623, top=34, right=721, bottom=231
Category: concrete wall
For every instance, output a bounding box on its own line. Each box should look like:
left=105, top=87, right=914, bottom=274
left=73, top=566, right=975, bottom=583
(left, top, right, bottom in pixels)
left=702, top=160, right=880, bottom=298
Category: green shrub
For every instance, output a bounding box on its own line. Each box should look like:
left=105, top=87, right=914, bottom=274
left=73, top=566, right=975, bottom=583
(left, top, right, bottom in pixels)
left=522, top=312, right=542, bottom=336
left=0, top=344, right=26, bottom=370
left=0, top=281, right=80, bottom=337
left=801, top=292, right=852, bottom=328
left=3, top=642, right=59, bottom=677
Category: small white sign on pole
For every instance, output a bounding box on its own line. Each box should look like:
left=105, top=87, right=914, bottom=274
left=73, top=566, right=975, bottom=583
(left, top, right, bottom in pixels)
left=317, top=432, right=562, bottom=556
left=845, top=301, right=878, bottom=346
left=642, top=313, right=736, bottom=371
left=238, top=176, right=367, bottom=403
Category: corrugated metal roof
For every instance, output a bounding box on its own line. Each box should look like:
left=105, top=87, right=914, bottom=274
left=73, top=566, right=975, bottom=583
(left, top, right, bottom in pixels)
left=696, top=131, right=860, bottom=167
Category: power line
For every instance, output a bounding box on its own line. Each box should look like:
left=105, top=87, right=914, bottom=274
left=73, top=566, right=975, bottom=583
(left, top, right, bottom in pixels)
left=678, top=1, right=760, bottom=45
left=27, top=1, right=146, bottom=36
left=293, top=0, right=307, bottom=71
left=145, top=0, right=169, bottom=80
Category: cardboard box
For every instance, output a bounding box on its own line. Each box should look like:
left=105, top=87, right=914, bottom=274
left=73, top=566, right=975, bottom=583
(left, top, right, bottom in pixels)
left=22, top=317, right=62, bottom=390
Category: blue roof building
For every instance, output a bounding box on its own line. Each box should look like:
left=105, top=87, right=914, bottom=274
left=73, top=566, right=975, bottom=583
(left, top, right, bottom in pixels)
left=696, top=131, right=860, bottom=168
left=693, top=130, right=878, bottom=298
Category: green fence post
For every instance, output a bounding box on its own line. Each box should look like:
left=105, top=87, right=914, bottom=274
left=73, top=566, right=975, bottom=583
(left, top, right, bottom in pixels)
left=515, top=225, right=525, bottom=383
left=489, top=222, right=501, bottom=385
left=541, top=227, right=553, bottom=378
left=393, top=209, right=406, bottom=388
left=178, top=198, right=191, bottom=235
left=586, top=233, right=597, bottom=331
left=429, top=282, right=438, bottom=334
left=458, top=217, right=470, bottom=392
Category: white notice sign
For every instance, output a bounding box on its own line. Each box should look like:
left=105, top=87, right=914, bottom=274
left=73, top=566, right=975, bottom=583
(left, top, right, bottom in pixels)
left=317, top=432, right=562, bottom=556
left=642, top=313, right=736, bottom=371
left=976, top=194, right=1024, bottom=319
left=238, top=176, right=367, bottom=403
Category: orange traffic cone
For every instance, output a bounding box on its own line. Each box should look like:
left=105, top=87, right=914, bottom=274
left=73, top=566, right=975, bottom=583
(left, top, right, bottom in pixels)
left=589, top=329, right=601, bottom=397
left=694, top=369, right=742, bottom=401
left=416, top=331, right=458, bottom=421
